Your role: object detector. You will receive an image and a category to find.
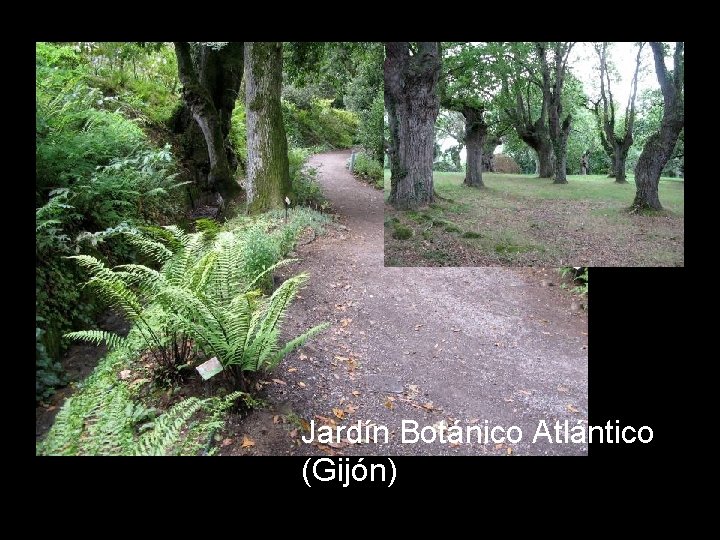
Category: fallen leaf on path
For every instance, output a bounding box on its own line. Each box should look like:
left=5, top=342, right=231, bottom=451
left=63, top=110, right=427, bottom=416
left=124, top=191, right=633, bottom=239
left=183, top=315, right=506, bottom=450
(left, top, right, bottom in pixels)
left=287, top=367, right=298, bottom=373
left=297, top=382, right=306, bottom=388
left=340, top=318, right=352, bottom=328
left=518, top=390, right=531, bottom=396
left=451, top=328, right=461, bottom=332
left=272, top=378, right=286, bottom=385
left=272, top=415, right=282, bottom=424
left=314, top=443, right=339, bottom=455
left=241, top=435, right=255, bottom=449
left=352, top=390, right=361, bottom=396
left=299, top=353, right=308, bottom=361
left=299, top=418, right=311, bottom=431
left=332, top=408, right=346, bottom=420
left=384, top=397, right=395, bottom=410
left=315, top=415, right=337, bottom=426
left=422, top=402, right=435, bottom=411
left=507, top=448, right=513, bottom=455
left=289, top=429, right=298, bottom=439
left=566, top=404, right=580, bottom=413
left=557, top=385, right=569, bottom=393
left=345, top=404, right=358, bottom=414
left=222, top=438, right=233, bottom=447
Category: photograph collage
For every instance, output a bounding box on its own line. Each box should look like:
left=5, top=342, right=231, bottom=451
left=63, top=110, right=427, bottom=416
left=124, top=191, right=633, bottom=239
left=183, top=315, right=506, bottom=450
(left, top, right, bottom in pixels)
left=36, top=42, right=682, bottom=475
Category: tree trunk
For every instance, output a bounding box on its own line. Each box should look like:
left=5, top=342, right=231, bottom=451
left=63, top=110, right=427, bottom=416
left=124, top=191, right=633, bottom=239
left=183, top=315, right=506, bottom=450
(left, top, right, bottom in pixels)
left=482, top=136, right=500, bottom=172
left=613, top=144, right=628, bottom=183
left=632, top=42, right=684, bottom=211
left=385, top=42, right=441, bottom=210
left=463, top=106, right=487, bottom=188
left=536, top=139, right=555, bottom=178
left=244, top=42, right=291, bottom=214
left=173, top=42, right=243, bottom=198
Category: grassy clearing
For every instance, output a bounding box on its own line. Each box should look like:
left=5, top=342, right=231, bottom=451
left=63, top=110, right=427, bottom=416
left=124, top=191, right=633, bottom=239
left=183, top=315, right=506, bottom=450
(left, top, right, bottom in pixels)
left=384, top=170, right=684, bottom=267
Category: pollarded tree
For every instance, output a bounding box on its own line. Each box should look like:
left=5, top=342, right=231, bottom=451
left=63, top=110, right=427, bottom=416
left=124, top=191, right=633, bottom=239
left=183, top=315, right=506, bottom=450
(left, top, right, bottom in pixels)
left=633, top=42, right=684, bottom=211
left=537, top=42, right=575, bottom=184
left=173, top=42, right=244, bottom=198
left=245, top=42, right=292, bottom=214
left=499, top=42, right=555, bottom=178
left=593, top=42, right=645, bottom=184
left=385, top=42, right=441, bottom=209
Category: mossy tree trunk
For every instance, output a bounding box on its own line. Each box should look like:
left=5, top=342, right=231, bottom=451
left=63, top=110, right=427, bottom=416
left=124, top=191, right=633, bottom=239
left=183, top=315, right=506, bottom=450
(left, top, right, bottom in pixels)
left=244, top=42, right=291, bottom=214
left=173, top=42, right=243, bottom=198
left=633, top=42, right=684, bottom=211
left=384, top=42, right=441, bottom=210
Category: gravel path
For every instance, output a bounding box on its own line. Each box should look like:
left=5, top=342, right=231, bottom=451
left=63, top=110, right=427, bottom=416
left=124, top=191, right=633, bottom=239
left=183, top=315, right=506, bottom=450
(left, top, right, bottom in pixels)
left=222, top=150, right=589, bottom=456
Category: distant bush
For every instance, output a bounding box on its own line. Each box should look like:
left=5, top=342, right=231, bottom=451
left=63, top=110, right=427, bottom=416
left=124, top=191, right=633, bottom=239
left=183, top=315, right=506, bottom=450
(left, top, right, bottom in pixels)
left=492, top=154, right=521, bottom=174
left=288, top=147, right=328, bottom=210
left=351, top=152, right=383, bottom=188
left=283, top=98, right=358, bottom=150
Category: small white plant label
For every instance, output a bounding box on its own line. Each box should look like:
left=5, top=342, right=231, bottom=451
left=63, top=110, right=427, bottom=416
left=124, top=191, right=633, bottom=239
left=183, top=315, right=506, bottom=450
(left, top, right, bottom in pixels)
left=196, top=357, right=223, bottom=380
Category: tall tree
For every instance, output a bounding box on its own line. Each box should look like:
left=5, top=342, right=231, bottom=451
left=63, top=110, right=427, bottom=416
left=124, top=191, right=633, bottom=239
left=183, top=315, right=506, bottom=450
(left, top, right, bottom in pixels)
left=244, top=42, right=291, bottom=214
left=440, top=43, right=500, bottom=189
left=384, top=42, right=441, bottom=209
left=593, top=42, right=644, bottom=184
left=500, top=43, right=555, bottom=178
left=633, top=42, right=684, bottom=211
left=173, top=42, right=243, bottom=197
left=537, top=42, right=575, bottom=184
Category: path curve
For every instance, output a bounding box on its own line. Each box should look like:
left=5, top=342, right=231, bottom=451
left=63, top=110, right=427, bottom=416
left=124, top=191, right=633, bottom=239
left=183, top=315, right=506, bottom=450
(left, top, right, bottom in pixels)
left=225, top=150, right=588, bottom=456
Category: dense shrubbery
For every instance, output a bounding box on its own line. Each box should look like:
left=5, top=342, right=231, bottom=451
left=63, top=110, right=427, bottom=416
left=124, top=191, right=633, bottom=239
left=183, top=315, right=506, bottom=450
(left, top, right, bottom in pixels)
left=283, top=98, right=358, bottom=150
left=351, top=152, right=383, bottom=188
left=36, top=42, right=187, bottom=401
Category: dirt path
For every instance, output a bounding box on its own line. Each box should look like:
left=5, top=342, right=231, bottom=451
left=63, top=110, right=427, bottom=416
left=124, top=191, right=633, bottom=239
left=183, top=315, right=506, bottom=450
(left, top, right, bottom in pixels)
left=222, top=150, right=589, bottom=456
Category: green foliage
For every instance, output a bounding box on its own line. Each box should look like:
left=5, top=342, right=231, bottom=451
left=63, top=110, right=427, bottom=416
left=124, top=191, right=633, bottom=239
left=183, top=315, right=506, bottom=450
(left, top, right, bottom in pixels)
left=37, top=349, right=248, bottom=456
left=288, top=147, right=328, bottom=210
left=392, top=223, right=413, bottom=240
left=36, top=319, right=67, bottom=402
left=229, top=101, right=248, bottom=172
left=560, top=267, right=589, bottom=295
left=283, top=98, right=358, bottom=149
left=36, top=42, right=188, bottom=400
left=66, top=223, right=329, bottom=387
left=351, top=152, right=383, bottom=188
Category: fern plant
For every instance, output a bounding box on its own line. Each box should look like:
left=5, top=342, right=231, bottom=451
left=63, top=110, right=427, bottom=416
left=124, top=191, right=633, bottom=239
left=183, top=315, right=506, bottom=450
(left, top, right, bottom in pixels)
left=37, top=349, right=248, bottom=456
left=66, top=225, right=328, bottom=388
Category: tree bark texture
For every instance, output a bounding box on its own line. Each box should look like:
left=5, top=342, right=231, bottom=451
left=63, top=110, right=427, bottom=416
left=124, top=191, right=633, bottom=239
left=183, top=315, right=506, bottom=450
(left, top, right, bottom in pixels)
left=462, top=106, right=487, bottom=187
left=633, top=42, right=684, bottom=211
left=244, top=42, right=291, bottom=214
left=173, top=42, right=243, bottom=197
left=384, top=42, right=441, bottom=209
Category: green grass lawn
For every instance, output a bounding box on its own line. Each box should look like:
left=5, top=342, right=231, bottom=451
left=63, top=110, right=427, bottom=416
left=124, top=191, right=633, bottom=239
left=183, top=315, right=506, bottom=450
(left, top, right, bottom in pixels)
left=384, top=170, right=684, bottom=214
left=384, top=170, right=684, bottom=267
